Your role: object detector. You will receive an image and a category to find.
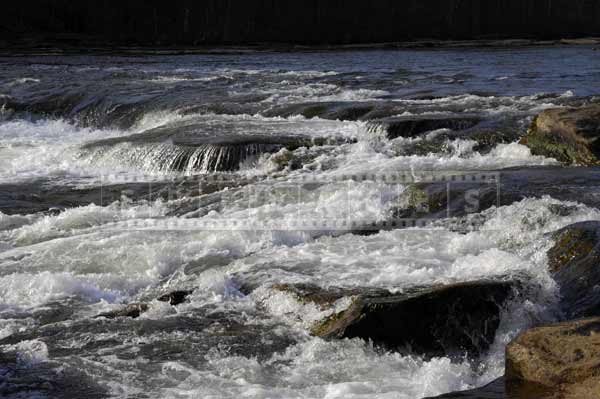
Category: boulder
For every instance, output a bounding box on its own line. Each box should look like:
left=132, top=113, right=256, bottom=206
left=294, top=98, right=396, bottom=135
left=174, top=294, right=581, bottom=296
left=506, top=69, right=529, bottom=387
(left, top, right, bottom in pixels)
left=506, top=318, right=600, bottom=398
left=520, top=105, right=600, bottom=165
left=268, top=280, right=517, bottom=357
left=547, top=221, right=600, bottom=318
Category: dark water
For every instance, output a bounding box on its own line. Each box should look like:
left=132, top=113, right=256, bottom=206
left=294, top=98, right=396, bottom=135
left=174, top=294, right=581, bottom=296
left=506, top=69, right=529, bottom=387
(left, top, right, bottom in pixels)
left=0, top=46, right=599, bottom=398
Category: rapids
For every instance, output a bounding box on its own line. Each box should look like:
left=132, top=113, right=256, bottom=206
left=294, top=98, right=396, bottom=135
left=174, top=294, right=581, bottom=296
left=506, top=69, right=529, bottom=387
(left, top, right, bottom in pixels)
left=1, top=46, right=599, bottom=398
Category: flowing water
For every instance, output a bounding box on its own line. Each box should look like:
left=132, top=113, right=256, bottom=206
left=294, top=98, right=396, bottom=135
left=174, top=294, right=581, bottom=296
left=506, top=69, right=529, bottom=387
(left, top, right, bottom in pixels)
left=1, top=46, right=600, bottom=398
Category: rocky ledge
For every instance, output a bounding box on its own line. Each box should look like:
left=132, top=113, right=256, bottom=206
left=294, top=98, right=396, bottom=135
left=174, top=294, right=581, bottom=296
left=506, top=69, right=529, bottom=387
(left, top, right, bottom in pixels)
left=520, top=104, right=600, bottom=165
left=256, top=280, right=519, bottom=358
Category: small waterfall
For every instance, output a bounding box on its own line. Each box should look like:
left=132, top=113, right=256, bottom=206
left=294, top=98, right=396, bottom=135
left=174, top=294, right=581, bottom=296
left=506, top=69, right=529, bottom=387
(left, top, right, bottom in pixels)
left=80, top=142, right=282, bottom=173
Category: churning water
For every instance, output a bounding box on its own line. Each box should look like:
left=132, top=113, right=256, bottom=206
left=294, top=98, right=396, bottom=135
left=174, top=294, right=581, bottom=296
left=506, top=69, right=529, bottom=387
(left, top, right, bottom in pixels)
left=1, top=46, right=600, bottom=398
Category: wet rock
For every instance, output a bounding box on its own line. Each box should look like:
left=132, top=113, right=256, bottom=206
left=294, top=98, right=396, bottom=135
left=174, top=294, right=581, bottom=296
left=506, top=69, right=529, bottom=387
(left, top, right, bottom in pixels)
left=547, top=221, right=600, bottom=318
left=428, top=376, right=560, bottom=399
left=520, top=105, right=600, bottom=165
left=268, top=280, right=517, bottom=357
left=82, top=120, right=350, bottom=172
left=389, top=167, right=600, bottom=227
left=94, top=290, right=196, bottom=319
left=263, top=101, right=393, bottom=120
left=368, top=115, right=482, bottom=140
left=463, top=127, right=521, bottom=153
left=95, top=303, right=149, bottom=319
left=387, top=173, right=501, bottom=224
left=157, top=290, right=193, bottom=306
left=547, top=221, right=600, bottom=273
left=506, top=318, right=600, bottom=398
left=0, top=95, right=16, bottom=116
left=425, top=377, right=507, bottom=398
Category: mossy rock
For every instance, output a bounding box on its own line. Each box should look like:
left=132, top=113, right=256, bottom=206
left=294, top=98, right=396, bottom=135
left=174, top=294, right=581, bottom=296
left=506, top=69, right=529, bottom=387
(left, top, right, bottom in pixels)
left=547, top=221, right=600, bottom=318
left=520, top=105, right=600, bottom=166
left=548, top=223, right=599, bottom=273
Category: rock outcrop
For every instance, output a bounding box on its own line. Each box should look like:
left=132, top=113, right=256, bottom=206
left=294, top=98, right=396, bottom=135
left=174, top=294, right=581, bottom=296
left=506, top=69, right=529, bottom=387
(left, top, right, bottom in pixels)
left=505, top=318, right=600, bottom=399
left=81, top=120, right=350, bottom=173
left=520, top=104, right=600, bottom=166
left=491, top=222, right=600, bottom=399
left=266, top=280, right=517, bottom=357
left=2, top=1, right=600, bottom=47
left=547, top=221, right=600, bottom=318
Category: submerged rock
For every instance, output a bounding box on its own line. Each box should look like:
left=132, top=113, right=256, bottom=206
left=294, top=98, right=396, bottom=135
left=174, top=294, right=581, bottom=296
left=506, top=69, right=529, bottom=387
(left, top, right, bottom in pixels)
left=95, top=303, right=149, bottom=319
left=547, top=221, right=600, bottom=318
left=263, top=101, right=386, bottom=121
left=95, top=290, right=194, bottom=319
left=267, top=280, right=517, bottom=357
left=506, top=318, right=600, bottom=398
left=520, top=104, right=600, bottom=165
left=157, top=290, right=193, bottom=306
left=425, top=378, right=509, bottom=399
left=367, top=115, right=481, bottom=140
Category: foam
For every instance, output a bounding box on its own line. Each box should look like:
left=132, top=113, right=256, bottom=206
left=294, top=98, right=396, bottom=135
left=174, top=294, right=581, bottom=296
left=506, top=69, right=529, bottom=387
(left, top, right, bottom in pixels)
left=0, top=118, right=125, bottom=183
left=6, top=340, right=49, bottom=367
left=258, top=84, right=389, bottom=103
left=0, top=271, right=127, bottom=308
left=0, top=53, right=596, bottom=399
left=158, top=338, right=478, bottom=399
left=230, top=197, right=599, bottom=290
left=6, top=78, right=41, bottom=86
left=296, top=140, right=558, bottom=181
left=4, top=201, right=167, bottom=247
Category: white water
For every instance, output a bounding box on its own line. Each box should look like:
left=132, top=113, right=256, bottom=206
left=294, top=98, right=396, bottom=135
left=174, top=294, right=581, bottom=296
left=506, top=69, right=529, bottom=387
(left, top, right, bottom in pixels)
left=1, top=194, right=592, bottom=397
left=1, top=50, right=596, bottom=398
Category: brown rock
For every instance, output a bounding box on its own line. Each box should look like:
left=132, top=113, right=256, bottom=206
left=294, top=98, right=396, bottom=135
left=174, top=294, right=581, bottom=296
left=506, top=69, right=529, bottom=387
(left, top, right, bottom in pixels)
left=270, top=279, right=517, bottom=357
left=506, top=318, right=600, bottom=398
left=520, top=105, right=600, bottom=165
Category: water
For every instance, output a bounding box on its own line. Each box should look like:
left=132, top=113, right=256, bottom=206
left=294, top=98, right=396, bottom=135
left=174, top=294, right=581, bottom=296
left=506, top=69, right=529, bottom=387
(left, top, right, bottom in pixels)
left=1, top=46, right=599, bottom=398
